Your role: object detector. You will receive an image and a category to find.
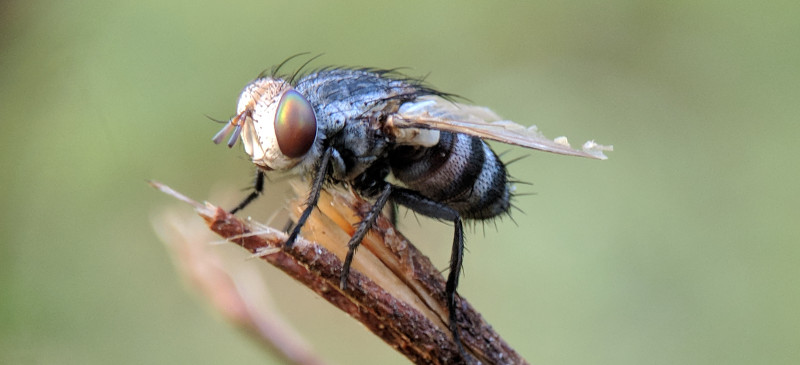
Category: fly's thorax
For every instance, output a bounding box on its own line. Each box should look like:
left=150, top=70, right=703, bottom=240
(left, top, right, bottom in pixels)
left=237, top=78, right=320, bottom=172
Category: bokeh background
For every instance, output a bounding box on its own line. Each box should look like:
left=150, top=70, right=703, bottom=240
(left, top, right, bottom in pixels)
left=2, top=1, right=798, bottom=364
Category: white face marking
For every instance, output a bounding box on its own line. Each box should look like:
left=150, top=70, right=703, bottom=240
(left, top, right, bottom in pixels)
left=236, top=78, right=299, bottom=170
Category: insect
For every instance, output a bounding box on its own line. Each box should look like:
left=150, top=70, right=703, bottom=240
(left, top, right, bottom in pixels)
left=213, top=59, right=610, bottom=359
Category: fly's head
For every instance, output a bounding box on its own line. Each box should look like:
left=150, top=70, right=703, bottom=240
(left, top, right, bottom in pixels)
left=213, top=77, right=318, bottom=171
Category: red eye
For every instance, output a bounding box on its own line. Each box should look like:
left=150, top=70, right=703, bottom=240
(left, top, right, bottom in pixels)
left=274, top=90, right=317, bottom=158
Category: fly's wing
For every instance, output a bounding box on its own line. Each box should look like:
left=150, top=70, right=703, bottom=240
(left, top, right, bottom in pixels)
left=388, top=96, right=612, bottom=160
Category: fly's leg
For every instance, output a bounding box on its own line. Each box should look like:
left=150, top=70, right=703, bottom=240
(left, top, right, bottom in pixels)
left=230, top=169, right=265, bottom=214
left=281, top=219, right=296, bottom=233
left=388, top=187, right=470, bottom=363
left=447, top=217, right=465, bottom=359
left=339, top=185, right=468, bottom=360
left=340, top=184, right=393, bottom=289
left=386, top=201, right=399, bottom=226
left=285, top=146, right=333, bottom=248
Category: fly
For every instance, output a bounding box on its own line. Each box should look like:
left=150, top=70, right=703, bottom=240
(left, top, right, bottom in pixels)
left=212, top=60, right=611, bottom=360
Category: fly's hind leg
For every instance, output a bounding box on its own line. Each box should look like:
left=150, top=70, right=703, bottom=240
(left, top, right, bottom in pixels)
left=230, top=169, right=265, bottom=214
left=387, top=187, right=470, bottom=363
left=339, top=184, right=468, bottom=361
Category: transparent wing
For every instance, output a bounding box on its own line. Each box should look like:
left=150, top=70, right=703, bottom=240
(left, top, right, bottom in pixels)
left=389, top=96, right=612, bottom=160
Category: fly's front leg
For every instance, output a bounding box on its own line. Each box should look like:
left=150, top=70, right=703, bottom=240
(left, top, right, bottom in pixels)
left=389, top=187, right=469, bottom=362
left=340, top=184, right=393, bottom=290
left=285, top=146, right=333, bottom=248
left=230, top=169, right=265, bottom=214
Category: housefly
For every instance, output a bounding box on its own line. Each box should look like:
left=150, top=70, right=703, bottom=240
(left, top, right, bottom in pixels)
left=213, top=60, right=611, bottom=358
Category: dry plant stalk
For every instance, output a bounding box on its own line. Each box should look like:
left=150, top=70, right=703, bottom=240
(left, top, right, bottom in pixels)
left=152, top=207, right=329, bottom=365
left=151, top=180, right=527, bottom=365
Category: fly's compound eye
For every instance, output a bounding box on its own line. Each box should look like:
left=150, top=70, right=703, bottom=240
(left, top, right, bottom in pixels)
left=274, top=90, right=317, bottom=158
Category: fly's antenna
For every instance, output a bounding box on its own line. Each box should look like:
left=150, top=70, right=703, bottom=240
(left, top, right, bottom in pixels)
left=212, top=110, right=250, bottom=148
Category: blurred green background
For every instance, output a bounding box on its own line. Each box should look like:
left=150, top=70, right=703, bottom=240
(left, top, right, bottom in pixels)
left=2, top=1, right=798, bottom=364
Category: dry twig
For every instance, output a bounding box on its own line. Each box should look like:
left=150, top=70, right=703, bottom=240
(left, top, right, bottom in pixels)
left=152, top=206, right=329, bottom=365
left=150, top=180, right=527, bottom=365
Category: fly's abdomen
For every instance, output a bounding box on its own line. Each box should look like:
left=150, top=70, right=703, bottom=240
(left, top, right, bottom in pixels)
left=390, top=131, right=511, bottom=220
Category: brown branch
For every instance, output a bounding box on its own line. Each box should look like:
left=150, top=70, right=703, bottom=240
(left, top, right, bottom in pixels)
left=152, top=207, right=329, bottom=365
left=150, top=180, right=527, bottom=365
